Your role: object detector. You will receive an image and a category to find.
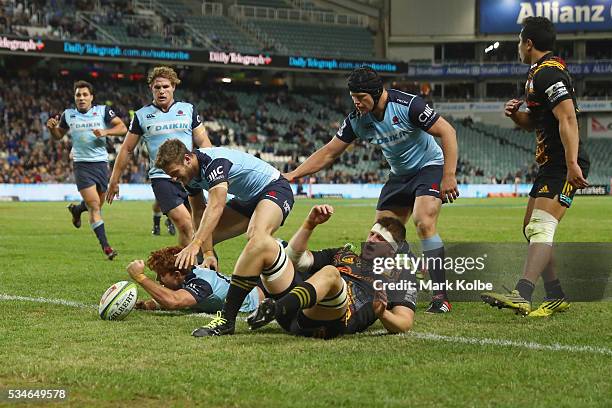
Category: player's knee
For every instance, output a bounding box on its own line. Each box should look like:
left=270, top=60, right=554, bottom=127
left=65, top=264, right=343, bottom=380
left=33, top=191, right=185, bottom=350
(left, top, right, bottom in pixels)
left=524, top=209, right=558, bottom=245
left=245, top=227, right=270, bottom=242
left=86, top=201, right=100, bottom=213
left=320, top=265, right=340, bottom=282
left=318, top=278, right=348, bottom=310
left=175, top=217, right=192, bottom=233
left=261, top=239, right=289, bottom=284
left=414, top=218, right=436, bottom=237
left=244, top=234, right=274, bottom=256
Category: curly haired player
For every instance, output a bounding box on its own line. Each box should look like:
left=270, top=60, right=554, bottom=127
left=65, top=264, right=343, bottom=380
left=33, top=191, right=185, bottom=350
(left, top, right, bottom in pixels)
left=126, top=246, right=261, bottom=314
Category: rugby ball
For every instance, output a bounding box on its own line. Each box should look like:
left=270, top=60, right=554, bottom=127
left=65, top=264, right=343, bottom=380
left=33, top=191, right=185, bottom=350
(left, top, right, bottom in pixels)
left=99, top=281, right=138, bottom=321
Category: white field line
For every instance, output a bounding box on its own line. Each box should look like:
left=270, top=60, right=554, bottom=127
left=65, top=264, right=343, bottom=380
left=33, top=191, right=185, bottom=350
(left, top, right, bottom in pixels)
left=0, top=293, right=237, bottom=320
left=0, top=294, right=94, bottom=309
left=364, top=330, right=612, bottom=356
left=2, top=293, right=611, bottom=356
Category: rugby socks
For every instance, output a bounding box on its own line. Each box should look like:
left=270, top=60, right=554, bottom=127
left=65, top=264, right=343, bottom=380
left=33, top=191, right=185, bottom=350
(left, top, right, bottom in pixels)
left=91, top=220, right=110, bottom=249
left=515, top=279, right=535, bottom=302
left=544, top=278, right=566, bottom=299
left=75, top=200, right=88, bottom=214
left=275, top=282, right=317, bottom=320
left=153, top=211, right=162, bottom=228
left=223, top=275, right=259, bottom=323
left=422, top=234, right=447, bottom=299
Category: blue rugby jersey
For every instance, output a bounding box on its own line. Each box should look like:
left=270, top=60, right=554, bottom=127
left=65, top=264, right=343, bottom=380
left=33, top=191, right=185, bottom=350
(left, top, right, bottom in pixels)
left=59, top=105, right=116, bottom=162
left=181, top=267, right=259, bottom=313
left=336, top=89, right=444, bottom=176
left=187, top=147, right=281, bottom=202
left=129, top=101, right=201, bottom=179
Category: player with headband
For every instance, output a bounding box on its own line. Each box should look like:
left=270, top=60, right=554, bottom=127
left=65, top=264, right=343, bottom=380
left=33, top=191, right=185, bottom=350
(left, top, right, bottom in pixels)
left=247, top=204, right=417, bottom=338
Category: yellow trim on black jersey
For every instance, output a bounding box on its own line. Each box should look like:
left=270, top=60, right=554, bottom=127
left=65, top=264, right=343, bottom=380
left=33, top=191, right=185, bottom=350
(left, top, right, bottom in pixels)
left=533, top=60, right=566, bottom=76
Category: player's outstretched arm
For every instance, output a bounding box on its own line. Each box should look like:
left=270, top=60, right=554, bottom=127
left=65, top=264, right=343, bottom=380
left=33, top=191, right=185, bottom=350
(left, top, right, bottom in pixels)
left=287, top=205, right=334, bottom=272
left=107, top=132, right=140, bottom=204
left=554, top=99, right=588, bottom=189
left=175, top=183, right=227, bottom=270
left=127, top=260, right=196, bottom=310
left=93, top=117, right=128, bottom=138
left=284, top=137, right=349, bottom=181
left=193, top=124, right=212, bottom=148
left=428, top=117, right=459, bottom=202
left=505, top=99, right=535, bottom=131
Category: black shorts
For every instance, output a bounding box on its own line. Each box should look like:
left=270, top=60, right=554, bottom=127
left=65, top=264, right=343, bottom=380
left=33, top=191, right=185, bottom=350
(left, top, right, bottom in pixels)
left=151, top=178, right=190, bottom=214
left=285, top=312, right=346, bottom=340
left=227, top=177, right=294, bottom=225
left=529, top=164, right=589, bottom=208
left=257, top=264, right=304, bottom=332
left=73, top=161, right=109, bottom=192
left=377, top=165, right=443, bottom=210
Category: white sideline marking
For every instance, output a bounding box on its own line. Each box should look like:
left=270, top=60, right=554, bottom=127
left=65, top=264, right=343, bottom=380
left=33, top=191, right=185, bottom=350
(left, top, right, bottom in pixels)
left=0, top=293, right=242, bottom=320
left=3, top=293, right=610, bottom=355
left=0, top=294, right=94, bottom=309
left=366, top=330, right=612, bottom=356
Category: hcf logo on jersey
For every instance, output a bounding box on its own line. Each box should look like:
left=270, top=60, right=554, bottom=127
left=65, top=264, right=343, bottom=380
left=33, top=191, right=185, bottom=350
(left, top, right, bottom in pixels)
left=206, top=165, right=225, bottom=183
left=418, top=104, right=435, bottom=124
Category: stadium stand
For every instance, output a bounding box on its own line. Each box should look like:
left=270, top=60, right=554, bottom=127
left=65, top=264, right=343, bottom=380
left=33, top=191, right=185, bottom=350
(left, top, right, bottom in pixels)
left=0, top=0, right=376, bottom=58
left=249, top=20, right=374, bottom=58
left=1, top=73, right=609, bottom=186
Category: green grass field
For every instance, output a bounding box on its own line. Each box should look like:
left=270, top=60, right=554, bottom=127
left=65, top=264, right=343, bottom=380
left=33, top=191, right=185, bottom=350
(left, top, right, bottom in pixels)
left=1, top=197, right=611, bottom=407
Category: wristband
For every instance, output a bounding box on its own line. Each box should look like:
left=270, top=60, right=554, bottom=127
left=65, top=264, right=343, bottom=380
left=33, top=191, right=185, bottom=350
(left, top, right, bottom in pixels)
left=134, top=274, right=147, bottom=284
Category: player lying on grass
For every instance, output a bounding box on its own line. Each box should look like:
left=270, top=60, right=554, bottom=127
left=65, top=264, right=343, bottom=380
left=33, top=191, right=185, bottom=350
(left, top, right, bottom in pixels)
left=246, top=204, right=416, bottom=338
left=188, top=203, right=414, bottom=338
left=155, top=138, right=294, bottom=335
left=126, top=246, right=261, bottom=314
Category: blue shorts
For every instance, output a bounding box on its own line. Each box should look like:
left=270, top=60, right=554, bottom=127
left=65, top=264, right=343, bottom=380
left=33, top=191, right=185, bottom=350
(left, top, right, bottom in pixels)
left=377, top=165, right=443, bottom=210
left=227, top=177, right=294, bottom=225
left=73, top=161, right=109, bottom=192
left=151, top=178, right=190, bottom=214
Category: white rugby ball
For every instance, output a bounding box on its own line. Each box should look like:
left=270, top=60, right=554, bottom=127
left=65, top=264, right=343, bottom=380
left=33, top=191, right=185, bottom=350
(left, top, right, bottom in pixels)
left=99, top=281, right=138, bottom=321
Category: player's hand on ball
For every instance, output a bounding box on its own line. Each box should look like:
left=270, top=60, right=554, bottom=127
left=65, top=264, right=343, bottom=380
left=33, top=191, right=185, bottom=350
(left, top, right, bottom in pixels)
left=175, top=242, right=199, bottom=269
left=504, top=99, right=523, bottom=117
left=127, top=260, right=145, bottom=279
left=440, top=174, right=459, bottom=203
left=46, top=115, right=59, bottom=129
left=106, top=181, right=119, bottom=204
left=306, top=204, right=334, bottom=226
left=93, top=129, right=107, bottom=138
left=567, top=163, right=589, bottom=189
